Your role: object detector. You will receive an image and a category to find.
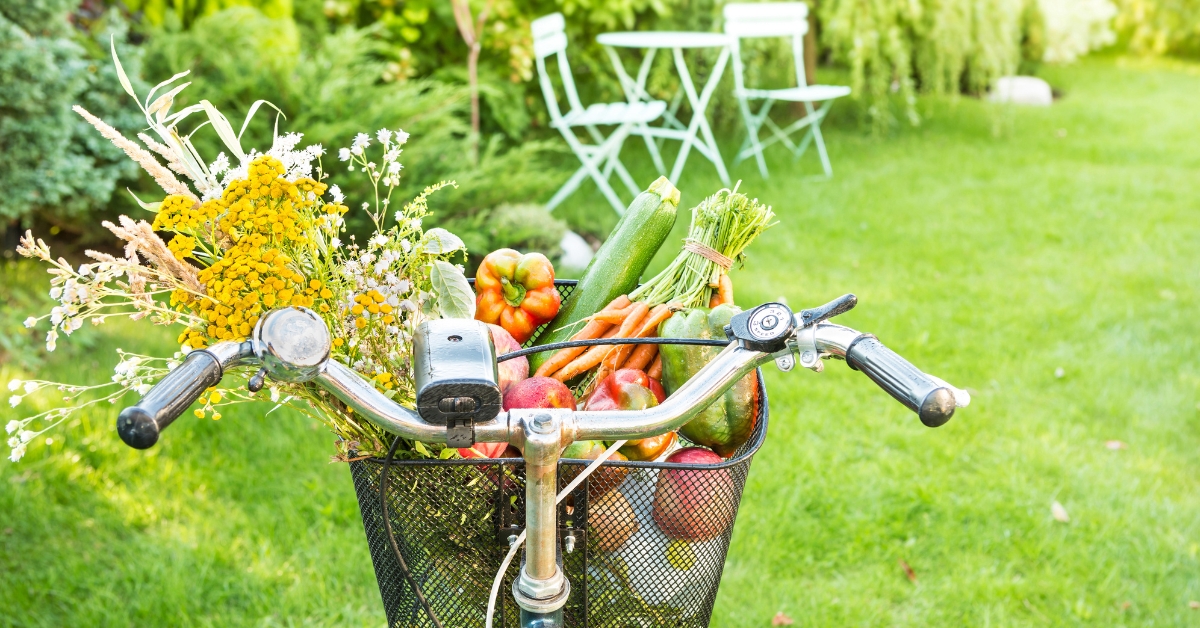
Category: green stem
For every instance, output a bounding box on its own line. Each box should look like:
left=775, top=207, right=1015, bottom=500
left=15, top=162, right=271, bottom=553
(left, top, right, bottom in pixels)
left=499, top=277, right=526, bottom=308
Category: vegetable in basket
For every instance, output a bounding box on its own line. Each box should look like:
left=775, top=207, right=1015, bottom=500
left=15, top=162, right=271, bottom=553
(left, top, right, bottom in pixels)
left=560, top=440, right=630, bottom=500
left=529, top=177, right=680, bottom=371
left=502, top=376, right=576, bottom=411
left=659, top=305, right=759, bottom=458
left=584, top=369, right=677, bottom=462
left=533, top=185, right=773, bottom=393
left=486, top=324, right=527, bottom=393
left=651, top=447, right=736, bottom=542
left=475, top=249, right=561, bottom=344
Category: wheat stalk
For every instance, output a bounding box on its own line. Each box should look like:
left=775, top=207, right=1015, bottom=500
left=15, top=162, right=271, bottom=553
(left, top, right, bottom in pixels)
left=137, top=132, right=195, bottom=183
left=103, top=216, right=205, bottom=295
left=73, top=105, right=198, bottom=203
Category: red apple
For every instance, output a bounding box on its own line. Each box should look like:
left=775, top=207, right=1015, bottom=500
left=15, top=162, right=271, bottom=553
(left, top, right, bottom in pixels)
left=488, top=323, right=528, bottom=393
left=457, top=441, right=509, bottom=459
left=651, top=447, right=735, bottom=541
left=503, top=376, right=576, bottom=411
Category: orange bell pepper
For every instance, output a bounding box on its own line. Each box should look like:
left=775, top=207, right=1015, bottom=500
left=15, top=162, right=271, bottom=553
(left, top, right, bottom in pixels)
left=475, top=249, right=561, bottom=344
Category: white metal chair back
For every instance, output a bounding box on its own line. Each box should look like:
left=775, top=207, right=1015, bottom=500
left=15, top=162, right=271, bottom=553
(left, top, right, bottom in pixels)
left=722, top=2, right=849, bottom=178
left=723, top=2, right=810, bottom=93
left=531, top=12, right=668, bottom=214
left=532, top=13, right=585, bottom=127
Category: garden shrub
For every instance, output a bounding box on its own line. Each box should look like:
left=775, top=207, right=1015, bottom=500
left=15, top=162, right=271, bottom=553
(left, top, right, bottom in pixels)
left=0, top=1, right=145, bottom=234
left=139, top=7, right=561, bottom=243
left=1114, top=0, right=1200, bottom=57
left=439, top=202, right=569, bottom=273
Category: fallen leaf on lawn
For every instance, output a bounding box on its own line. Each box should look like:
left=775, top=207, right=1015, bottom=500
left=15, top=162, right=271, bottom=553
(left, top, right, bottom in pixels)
left=771, top=612, right=795, bottom=626
left=1190, top=601, right=1199, bottom=610
left=1119, top=601, right=1131, bottom=611
left=899, top=558, right=918, bottom=583
left=1106, top=440, right=1127, bottom=450
left=1051, top=501, right=1070, bottom=523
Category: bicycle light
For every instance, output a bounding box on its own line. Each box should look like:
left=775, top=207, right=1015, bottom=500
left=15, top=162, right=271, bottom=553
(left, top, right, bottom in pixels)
left=413, top=319, right=502, bottom=447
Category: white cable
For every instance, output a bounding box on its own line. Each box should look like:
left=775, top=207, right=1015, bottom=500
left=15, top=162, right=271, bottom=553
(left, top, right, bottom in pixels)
left=484, top=439, right=628, bottom=628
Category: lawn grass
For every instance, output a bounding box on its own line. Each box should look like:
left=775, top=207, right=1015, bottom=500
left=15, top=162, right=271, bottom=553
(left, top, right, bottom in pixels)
left=3, top=55, right=1199, bottom=627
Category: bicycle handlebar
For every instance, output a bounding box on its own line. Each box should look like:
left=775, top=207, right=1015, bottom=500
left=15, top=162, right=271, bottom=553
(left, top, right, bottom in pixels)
left=845, top=336, right=956, bottom=427
left=117, top=350, right=222, bottom=449
left=115, top=300, right=968, bottom=449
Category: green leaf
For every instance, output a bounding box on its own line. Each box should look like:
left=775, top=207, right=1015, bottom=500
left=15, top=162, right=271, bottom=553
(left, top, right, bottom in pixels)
left=239, top=100, right=285, bottom=142
left=429, top=260, right=476, bottom=319
left=110, top=36, right=139, bottom=104
left=125, top=188, right=161, bottom=212
left=422, top=228, right=465, bottom=254
left=439, top=447, right=457, bottom=459
left=200, top=100, right=246, bottom=162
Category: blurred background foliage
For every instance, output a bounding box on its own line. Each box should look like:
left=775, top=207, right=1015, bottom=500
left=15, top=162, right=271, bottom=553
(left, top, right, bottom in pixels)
left=1, top=0, right=1196, bottom=260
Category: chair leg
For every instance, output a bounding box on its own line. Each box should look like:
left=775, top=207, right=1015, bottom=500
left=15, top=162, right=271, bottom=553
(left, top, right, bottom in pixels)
left=735, top=99, right=775, bottom=170
left=545, top=165, right=590, bottom=212
left=636, top=122, right=667, bottom=175
left=802, top=101, right=835, bottom=177
left=793, top=125, right=815, bottom=162
left=750, top=100, right=774, bottom=178
left=549, top=129, right=629, bottom=215
left=608, top=134, right=641, bottom=197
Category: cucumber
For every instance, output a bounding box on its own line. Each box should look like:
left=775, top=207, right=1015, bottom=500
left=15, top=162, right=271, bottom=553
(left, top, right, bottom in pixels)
left=529, top=177, right=680, bottom=371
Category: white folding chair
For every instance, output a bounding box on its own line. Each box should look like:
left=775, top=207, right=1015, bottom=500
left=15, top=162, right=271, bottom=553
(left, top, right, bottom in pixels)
left=532, top=13, right=668, bottom=214
left=724, top=3, right=851, bottom=178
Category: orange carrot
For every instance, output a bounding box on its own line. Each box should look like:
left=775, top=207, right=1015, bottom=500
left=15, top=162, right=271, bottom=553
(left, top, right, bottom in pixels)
left=534, top=296, right=630, bottom=378
left=554, top=303, right=648, bottom=382
left=606, top=303, right=675, bottom=370
left=604, top=295, right=632, bottom=312
left=648, top=354, right=663, bottom=380
left=591, top=305, right=636, bottom=324
left=708, top=273, right=733, bottom=308
left=533, top=319, right=612, bottom=377
left=623, top=343, right=658, bottom=372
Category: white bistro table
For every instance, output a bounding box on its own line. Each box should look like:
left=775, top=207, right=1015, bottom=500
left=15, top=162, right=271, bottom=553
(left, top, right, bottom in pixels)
left=597, top=31, right=732, bottom=186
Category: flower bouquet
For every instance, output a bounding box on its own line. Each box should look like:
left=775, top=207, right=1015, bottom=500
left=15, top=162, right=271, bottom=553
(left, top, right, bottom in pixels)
left=6, top=44, right=475, bottom=463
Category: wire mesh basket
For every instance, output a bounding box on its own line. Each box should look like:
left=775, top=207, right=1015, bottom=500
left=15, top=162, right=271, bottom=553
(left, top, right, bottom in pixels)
left=348, top=281, right=769, bottom=628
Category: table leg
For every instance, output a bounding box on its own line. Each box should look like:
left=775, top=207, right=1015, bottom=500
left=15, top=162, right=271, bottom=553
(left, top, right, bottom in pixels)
left=668, top=46, right=731, bottom=186
left=604, top=46, right=667, bottom=176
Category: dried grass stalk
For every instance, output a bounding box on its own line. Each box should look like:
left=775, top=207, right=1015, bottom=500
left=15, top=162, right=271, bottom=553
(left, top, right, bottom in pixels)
left=102, top=216, right=205, bottom=295
left=138, top=132, right=195, bottom=183
left=73, top=105, right=198, bottom=203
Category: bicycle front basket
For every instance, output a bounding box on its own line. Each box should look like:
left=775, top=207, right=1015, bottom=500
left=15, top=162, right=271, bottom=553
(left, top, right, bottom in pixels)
left=348, top=281, right=768, bottom=628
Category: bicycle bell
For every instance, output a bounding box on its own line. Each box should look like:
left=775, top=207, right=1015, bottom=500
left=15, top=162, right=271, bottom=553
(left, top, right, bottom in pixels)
left=251, top=307, right=332, bottom=383
left=412, top=318, right=502, bottom=448
left=726, top=302, right=795, bottom=353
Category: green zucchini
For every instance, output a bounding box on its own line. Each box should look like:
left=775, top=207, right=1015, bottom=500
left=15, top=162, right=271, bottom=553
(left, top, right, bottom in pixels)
left=529, top=177, right=680, bottom=371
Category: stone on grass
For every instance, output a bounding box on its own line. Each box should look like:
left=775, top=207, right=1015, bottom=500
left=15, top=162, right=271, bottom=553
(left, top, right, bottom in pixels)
left=988, top=76, right=1054, bottom=106
left=559, top=230, right=594, bottom=272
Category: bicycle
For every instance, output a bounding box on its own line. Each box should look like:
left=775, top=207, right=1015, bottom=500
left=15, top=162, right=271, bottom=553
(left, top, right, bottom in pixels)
left=116, top=293, right=967, bottom=628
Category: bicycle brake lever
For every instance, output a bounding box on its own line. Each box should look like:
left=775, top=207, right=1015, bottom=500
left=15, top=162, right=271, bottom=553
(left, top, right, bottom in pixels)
left=797, top=294, right=857, bottom=328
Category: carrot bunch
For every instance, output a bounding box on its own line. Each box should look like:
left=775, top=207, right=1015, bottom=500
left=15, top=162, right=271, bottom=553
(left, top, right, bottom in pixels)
left=533, top=272, right=739, bottom=388
left=533, top=295, right=679, bottom=385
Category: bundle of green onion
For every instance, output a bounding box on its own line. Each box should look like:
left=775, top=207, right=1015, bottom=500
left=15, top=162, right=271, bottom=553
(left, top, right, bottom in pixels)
left=630, top=186, right=775, bottom=309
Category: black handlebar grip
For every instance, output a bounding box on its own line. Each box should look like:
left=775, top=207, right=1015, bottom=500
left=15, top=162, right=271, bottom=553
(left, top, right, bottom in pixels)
left=117, top=350, right=224, bottom=449
left=845, top=336, right=956, bottom=427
